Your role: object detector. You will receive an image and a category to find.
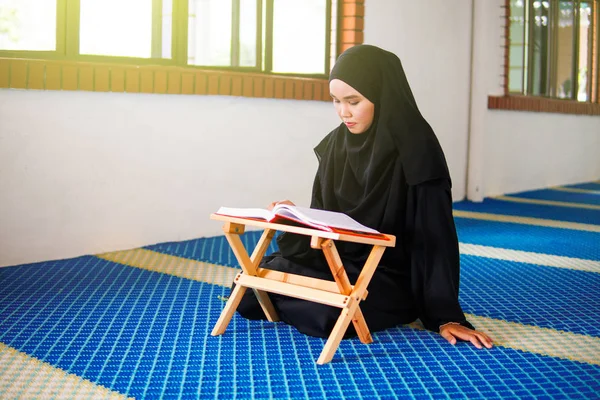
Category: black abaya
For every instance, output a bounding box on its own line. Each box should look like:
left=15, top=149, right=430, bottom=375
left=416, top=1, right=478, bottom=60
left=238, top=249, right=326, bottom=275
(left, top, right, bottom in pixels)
left=235, top=44, right=473, bottom=338
left=237, top=176, right=472, bottom=338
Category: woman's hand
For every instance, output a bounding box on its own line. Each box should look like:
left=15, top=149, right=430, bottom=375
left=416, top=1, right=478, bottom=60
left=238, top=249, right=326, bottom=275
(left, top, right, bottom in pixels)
left=267, top=200, right=295, bottom=211
left=439, top=323, right=493, bottom=349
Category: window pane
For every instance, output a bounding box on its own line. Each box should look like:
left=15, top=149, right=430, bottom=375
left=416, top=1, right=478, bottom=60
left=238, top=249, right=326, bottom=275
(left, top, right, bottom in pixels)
left=329, top=0, right=338, bottom=73
left=510, top=68, right=525, bottom=90
left=239, top=0, right=257, bottom=67
left=0, top=0, right=56, bottom=51
left=80, top=0, right=155, bottom=58
left=188, top=0, right=232, bottom=66
left=577, top=2, right=592, bottom=101
left=272, top=0, right=327, bottom=74
left=162, top=0, right=173, bottom=58
left=530, top=0, right=550, bottom=95
left=509, top=0, right=527, bottom=93
left=555, top=1, right=575, bottom=99
left=594, top=2, right=599, bottom=103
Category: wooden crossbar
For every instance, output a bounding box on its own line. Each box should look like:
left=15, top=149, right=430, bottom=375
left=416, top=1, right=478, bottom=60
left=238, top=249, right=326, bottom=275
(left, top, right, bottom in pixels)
left=236, top=273, right=351, bottom=308
left=255, top=268, right=369, bottom=300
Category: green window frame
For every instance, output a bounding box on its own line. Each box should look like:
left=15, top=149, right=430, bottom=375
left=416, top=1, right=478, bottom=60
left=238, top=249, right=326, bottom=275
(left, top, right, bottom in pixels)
left=0, top=0, right=336, bottom=79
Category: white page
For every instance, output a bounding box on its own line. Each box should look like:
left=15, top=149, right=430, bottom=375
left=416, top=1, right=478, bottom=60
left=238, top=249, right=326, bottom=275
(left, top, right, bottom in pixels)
left=273, top=205, right=380, bottom=234
left=216, top=206, right=274, bottom=220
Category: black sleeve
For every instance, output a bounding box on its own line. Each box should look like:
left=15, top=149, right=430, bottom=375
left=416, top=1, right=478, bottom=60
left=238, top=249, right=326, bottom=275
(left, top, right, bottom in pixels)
left=407, top=178, right=474, bottom=332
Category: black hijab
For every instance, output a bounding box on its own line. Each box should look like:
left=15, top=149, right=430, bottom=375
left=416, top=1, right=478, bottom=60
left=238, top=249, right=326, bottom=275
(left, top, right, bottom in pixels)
left=312, top=44, right=450, bottom=238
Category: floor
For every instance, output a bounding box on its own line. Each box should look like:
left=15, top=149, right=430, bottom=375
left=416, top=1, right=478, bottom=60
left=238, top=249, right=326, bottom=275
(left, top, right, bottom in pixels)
left=1, top=182, right=599, bottom=399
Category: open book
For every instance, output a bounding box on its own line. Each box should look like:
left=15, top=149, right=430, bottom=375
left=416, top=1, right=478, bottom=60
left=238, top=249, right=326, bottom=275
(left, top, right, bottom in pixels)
left=215, top=204, right=385, bottom=237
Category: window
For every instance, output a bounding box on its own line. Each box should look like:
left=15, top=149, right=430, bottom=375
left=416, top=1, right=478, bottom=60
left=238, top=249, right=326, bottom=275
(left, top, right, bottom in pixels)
left=508, top=0, right=599, bottom=103
left=0, top=0, right=365, bottom=100
left=0, top=0, right=336, bottom=77
left=187, top=0, right=334, bottom=75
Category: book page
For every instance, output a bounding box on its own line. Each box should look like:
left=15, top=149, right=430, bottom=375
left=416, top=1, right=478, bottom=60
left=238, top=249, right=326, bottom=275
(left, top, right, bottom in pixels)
left=272, top=205, right=380, bottom=234
left=215, top=206, right=274, bottom=221
left=270, top=210, right=333, bottom=231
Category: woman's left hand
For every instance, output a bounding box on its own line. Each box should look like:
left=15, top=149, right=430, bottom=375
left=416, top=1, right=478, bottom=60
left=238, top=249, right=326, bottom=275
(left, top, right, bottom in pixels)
left=439, top=323, right=493, bottom=349
left=267, top=200, right=295, bottom=211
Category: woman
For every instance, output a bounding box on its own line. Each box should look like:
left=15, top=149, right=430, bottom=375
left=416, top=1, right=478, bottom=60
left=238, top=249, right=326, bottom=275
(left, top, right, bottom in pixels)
left=237, top=44, right=493, bottom=349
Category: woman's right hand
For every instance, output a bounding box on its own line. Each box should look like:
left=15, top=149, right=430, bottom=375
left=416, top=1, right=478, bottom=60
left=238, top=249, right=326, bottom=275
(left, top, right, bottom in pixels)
left=267, top=200, right=295, bottom=210
left=439, top=323, right=493, bottom=349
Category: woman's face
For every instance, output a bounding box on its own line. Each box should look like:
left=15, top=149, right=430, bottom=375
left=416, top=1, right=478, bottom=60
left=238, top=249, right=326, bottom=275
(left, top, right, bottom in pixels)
left=329, top=79, right=375, bottom=134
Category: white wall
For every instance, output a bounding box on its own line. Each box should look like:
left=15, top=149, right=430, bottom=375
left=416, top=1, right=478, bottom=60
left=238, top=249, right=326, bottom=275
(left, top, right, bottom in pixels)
left=364, top=0, right=474, bottom=200
left=0, top=90, right=338, bottom=267
left=474, top=1, right=600, bottom=197
left=1, top=0, right=599, bottom=267
left=485, top=111, right=600, bottom=196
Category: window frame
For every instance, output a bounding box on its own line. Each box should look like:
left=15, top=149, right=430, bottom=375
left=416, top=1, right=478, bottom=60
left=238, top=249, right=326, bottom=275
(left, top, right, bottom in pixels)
left=491, top=0, right=600, bottom=115
left=0, top=0, right=334, bottom=77
left=0, top=0, right=366, bottom=100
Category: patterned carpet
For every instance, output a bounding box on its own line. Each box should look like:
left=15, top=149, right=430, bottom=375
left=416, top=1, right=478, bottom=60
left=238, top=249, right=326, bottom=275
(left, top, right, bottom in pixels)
left=1, top=182, right=599, bottom=399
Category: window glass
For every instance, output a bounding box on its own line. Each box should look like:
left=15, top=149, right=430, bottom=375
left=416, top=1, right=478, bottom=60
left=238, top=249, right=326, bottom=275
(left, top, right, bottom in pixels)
left=162, top=0, right=173, bottom=58
left=188, top=0, right=232, bottom=66
left=0, top=0, right=56, bottom=51
left=80, top=0, right=163, bottom=58
left=530, top=0, right=550, bottom=95
left=555, top=1, right=575, bottom=99
left=329, top=0, right=338, bottom=72
left=577, top=2, right=592, bottom=101
left=239, top=0, right=257, bottom=67
left=272, top=0, right=327, bottom=74
left=509, top=0, right=527, bottom=92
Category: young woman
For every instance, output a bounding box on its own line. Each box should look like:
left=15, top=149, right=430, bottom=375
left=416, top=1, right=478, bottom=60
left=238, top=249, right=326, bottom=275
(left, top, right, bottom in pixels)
left=237, top=44, right=493, bottom=350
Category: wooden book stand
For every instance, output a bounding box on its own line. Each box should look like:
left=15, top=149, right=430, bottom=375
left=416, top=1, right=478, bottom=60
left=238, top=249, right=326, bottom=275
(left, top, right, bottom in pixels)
left=210, top=214, right=396, bottom=364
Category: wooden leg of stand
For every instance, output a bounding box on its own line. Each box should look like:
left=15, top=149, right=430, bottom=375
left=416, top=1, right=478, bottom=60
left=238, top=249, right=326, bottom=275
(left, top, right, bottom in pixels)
left=321, top=240, right=372, bottom=344
left=211, top=280, right=247, bottom=336
left=352, top=246, right=386, bottom=298
left=351, top=307, right=373, bottom=344
left=250, top=229, right=276, bottom=269
left=317, top=299, right=360, bottom=365
left=252, top=288, right=279, bottom=322
left=249, top=228, right=279, bottom=321
left=347, top=246, right=387, bottom=344
left=224, top=230, right=280, bottom=322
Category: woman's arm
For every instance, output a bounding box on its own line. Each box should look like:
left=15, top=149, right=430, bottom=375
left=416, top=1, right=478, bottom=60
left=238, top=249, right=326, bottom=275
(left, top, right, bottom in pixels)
left=408, top=178, right=492, bottom=349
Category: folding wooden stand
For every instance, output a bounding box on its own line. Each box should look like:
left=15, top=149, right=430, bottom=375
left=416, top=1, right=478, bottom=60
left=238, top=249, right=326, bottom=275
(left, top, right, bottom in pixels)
left=209, top=214, right=396, bottom=364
